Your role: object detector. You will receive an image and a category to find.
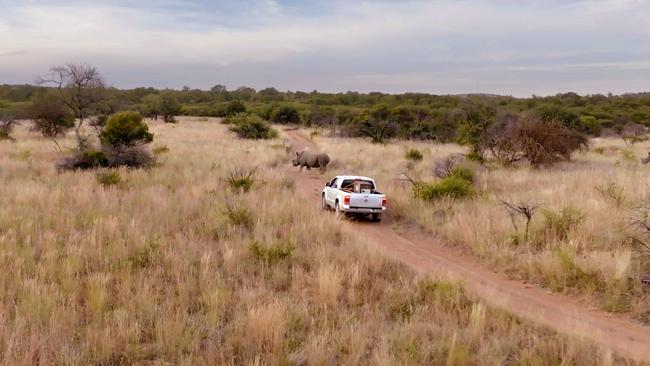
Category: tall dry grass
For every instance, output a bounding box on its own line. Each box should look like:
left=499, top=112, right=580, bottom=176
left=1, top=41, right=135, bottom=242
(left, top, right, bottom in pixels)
left=317, top=133, right=650, bottom=321
left=0, top=118, right=637, bottom=364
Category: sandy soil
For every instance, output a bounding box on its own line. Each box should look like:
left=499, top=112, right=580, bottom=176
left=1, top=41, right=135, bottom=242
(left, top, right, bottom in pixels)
left=282, top=128, right=650, bottom=363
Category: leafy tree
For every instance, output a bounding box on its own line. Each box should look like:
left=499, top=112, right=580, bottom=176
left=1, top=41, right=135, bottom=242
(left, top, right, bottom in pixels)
left=100, top=111, right=153, bottom=147
left=227, top=113, right=278, bottom=139
left=28, top=92, right=75, bottom=150
left=140, top=94, right=162, bottom=120
left=225, top=100, right=246, bottom=117
left=350, top=104, right=398, bottom=143
left=535, top=104, right=582, bottom=130
left=455, top=101, right=496, bottom=158
left=270, top=105, right=300, bottom=124
left=159, top=92, right=181, bottom=123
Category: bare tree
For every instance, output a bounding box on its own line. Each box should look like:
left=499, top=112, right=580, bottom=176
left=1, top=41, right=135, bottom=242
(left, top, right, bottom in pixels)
left=501, top=199, right=540, bottom=244
left=37, top=63, right=105, bottom=150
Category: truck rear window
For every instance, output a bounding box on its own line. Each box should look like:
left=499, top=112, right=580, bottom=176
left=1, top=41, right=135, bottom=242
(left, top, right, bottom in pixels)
left=340, top=180, right=375, bottom=193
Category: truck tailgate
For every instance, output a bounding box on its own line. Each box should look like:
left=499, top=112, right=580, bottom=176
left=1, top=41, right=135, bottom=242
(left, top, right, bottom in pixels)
left=349, top=193, right=383, bottom=208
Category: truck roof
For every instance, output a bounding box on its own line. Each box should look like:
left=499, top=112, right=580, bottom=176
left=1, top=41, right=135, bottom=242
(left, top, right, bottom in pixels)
left=335, top=175, right=375, bottom=181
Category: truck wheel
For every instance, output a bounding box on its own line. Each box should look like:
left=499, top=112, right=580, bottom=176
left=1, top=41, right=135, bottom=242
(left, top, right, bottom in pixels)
left=372, top=213, right=382, bottom=222
left=335, top=202, right=343, bottom=217
left=321, top=195, right=328, bottom=210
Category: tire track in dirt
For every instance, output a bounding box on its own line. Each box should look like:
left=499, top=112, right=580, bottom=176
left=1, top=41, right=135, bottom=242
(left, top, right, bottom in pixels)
left=281, top=128, right=650, bottom=363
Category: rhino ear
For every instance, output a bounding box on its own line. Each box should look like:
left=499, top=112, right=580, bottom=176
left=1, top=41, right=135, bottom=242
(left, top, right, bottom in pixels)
left=296, top=151, right=299, bottom=156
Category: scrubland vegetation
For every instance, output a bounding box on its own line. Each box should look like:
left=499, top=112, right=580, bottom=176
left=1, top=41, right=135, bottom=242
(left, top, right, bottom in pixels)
left=0, top=119, right=632, bottom=364
left=317, top=133, right=650, bottom=322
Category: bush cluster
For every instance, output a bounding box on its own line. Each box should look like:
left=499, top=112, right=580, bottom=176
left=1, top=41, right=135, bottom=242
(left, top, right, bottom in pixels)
left=405, top=148, right=423, bottom=161
left=58, top=111, right=154, bottom=171
left=413, top=167, right=475, bottom=201
left=226, top=113, right=278, bottom=139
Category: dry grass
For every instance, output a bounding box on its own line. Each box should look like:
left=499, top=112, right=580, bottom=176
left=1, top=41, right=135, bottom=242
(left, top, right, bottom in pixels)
left=0, top=118, right=638, bottom=364
left=317, top=133, right=650, bottom=320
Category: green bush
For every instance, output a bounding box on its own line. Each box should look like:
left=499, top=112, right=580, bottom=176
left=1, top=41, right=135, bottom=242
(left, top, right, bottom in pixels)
left=227, top=113, right=278, bottom=139
left=56, top=149, right=107, bottom=170
left=270, top=105, right=300, bottom=124
left=96, top=170, right=122, bottom=187
left=225, top=204, right=252, bottom=229
left=227, top=167, right=256, bottom=193
left=542, top=206, right=585, bottom=240
left=449, top=166, right=474, bottom=183
left=249, top=240, right=294, bottom=264
left=100, top=111, right=153, bottom=147
left=414, top=176, right=475, bottom=201
left=405, top=148, right=423, bottom=161
left=225, top=100, right=246, bottom=116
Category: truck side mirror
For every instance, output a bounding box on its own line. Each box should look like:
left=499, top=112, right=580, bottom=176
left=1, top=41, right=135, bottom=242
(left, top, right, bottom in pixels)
left=325, top=182, right=331, bottom=187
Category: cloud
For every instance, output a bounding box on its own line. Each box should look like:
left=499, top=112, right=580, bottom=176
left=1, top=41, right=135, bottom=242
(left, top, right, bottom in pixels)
left=0, top=0, right=649, bottom=96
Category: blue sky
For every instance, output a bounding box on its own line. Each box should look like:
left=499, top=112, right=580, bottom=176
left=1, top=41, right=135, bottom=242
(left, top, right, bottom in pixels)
left=1, top=0, right=649, bottom=96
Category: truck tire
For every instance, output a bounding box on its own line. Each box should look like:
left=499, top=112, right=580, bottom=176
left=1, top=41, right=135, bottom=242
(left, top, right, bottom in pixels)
left=321, top=194, right=328, bottom=210
left=371, top=213, right=382, bottom=222
left=335, top=201, right=343, bottom=217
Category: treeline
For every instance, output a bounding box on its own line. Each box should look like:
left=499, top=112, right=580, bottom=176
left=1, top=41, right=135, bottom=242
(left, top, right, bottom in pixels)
left=2, top=83, right=650, bottom=142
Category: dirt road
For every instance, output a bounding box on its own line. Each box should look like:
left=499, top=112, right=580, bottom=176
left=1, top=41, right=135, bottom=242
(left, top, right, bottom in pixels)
left=282, top=128, right=650, bottom=363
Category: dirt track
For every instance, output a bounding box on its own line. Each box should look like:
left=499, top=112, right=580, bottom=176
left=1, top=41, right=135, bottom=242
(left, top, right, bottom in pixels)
left=282, top=128, right=650, bottom=363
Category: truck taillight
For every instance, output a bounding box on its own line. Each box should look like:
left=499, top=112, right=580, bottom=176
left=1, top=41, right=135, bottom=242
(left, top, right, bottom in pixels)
left=382, top=196, right=387, bottom=206
left=344, top=195, right=350, bottom=205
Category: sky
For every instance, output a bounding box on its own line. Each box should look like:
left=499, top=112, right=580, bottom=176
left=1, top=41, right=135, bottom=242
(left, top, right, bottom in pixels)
left=0, top=0, right=649, bottom=97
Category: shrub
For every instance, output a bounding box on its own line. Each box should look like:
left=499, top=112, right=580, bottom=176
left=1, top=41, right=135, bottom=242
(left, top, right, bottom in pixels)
left=227, top=167, right=256, bottom=193
left=228, top=113, right=278, bottom=139
left=0, top=113, right=16, bottom=141
left=414, top=176, right=475, bottom=201
left=249, top=240, right=294, bottom=264
left=405, top=148, right=423, bottom=161
left=504, top=117, right=587, bottom=167
left=96, top=170, right=122, bottom=187
left=152, top=145, right=169, bottom=155
left=270, top=105, right=300, bottom=124
left=159, top=92, right=181, bottom=123
left=595, top=182, right=625, bottom=207
left=103, top=144, right=154, bottom=168
left=225, top=204, right=252, bottom=229
left=100, top=111, right=153, bottom=147
left=449, top=166, right=474, bottom=183
left=28, top=93, right=75, bottom=139
left=57, top=149, right=109, bottom=170
left=433, top=153, right=465, bottom=178
left=225, top=100, right=246, bottom=116
left=542, top=206, right=585, bottom=240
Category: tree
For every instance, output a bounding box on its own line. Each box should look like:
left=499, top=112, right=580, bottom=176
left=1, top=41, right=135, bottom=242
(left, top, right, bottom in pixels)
left=37, top=63, right=105, bottom=150
left=159, top=92, right=181, bottom=123
left=226, top=113, right=278, bottom=139
left=225, top=100, right=246, bottom=116
left=502, top=117, right=587, bottom=167
left=28, top=92, right=75, bottom=151
left=350, top=104, right=398, bottom=143
left=140, top=94, right=162, bottom=120
left=210, top=84, right=227, bottom=93
left=0, top=112, right=17, bottom=141
left=100, top=111, right=153, bottom=147
left=270, top=105, right=300, bottom=124
left=455, top=101, right=496, bottom=159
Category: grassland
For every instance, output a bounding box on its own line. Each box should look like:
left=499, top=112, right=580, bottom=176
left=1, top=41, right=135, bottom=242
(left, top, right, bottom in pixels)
left=317, top=132, right=650, bottom=322
left=0, top=117, right=640, bottom=365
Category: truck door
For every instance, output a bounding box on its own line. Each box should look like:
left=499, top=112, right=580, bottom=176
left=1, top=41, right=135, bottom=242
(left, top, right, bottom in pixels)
left=326, top=178, right=339, bottom=204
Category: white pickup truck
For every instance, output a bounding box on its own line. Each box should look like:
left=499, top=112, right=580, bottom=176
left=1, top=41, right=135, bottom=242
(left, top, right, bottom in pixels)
left=321, top=175, right=386, bottom=221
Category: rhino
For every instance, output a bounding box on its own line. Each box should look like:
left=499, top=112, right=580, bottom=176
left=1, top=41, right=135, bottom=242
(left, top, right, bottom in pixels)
left=292, top=150, right=330, bottom=172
